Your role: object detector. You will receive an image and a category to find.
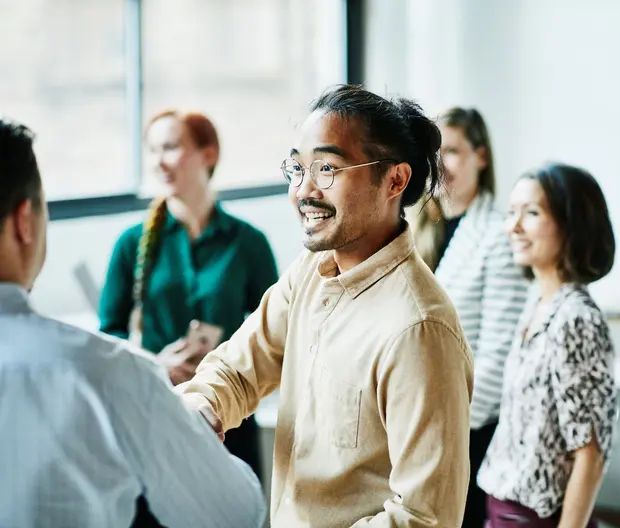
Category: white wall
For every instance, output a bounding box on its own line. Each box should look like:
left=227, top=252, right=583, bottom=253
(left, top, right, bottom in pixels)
left=364, top=0, right=620, bottom=510
left=365, top=0, right=620, bottom=315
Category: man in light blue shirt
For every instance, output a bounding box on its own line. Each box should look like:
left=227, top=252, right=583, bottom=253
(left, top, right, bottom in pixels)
left=0, top=120, right=265, bottom=527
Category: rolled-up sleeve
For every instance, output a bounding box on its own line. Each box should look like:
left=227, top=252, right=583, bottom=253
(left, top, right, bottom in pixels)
left=550, top=313, right=617, bottom=459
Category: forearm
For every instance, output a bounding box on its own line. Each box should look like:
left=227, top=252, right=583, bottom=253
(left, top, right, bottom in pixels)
left=180, top=315, right=284, bottom=430
left=143, top=369, right=266, bottom=528
left=558, top=448, right=604, bottom=528
left=183, top=254, right=297, bottom=428
left=181, top=347, right=262, bottom=430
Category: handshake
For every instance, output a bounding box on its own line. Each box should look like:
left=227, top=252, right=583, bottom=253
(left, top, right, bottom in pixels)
left=157, top=320, right=223, bottom=386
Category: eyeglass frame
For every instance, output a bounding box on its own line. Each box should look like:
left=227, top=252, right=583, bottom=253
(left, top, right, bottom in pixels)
left=280, top=158, right=398, bottom=190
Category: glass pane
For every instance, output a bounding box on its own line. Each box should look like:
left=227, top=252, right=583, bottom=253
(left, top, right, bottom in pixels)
left=0, top=0, right=129, bottom=200
left=142, top=0, right=346, bottom=192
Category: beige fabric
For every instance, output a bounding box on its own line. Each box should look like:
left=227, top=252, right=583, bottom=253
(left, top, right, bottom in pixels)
left=181, top=228, right=474, bottom=527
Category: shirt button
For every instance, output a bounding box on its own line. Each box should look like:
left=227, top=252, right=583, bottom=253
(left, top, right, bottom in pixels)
left=322, top=298, right=330, bottom=306
left=284, top=496, right=291, bottom=506
left=310, top=345, right=317, bottom=355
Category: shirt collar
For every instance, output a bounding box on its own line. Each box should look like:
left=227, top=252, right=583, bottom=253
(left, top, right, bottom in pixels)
left=0, top=282, right=31, bottom=315
left=163, top=201, right=235, bottom=238
left=317, top=224, right=414, bottom=299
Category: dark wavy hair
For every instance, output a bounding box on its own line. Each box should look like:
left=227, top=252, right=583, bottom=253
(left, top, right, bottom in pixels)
left=310, top=84, right=442, bottom=214
left=520, top=163, right=615, bottom=284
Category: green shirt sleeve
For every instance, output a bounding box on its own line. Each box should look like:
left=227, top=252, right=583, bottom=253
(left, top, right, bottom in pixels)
left=99, top=226, right=140, bottom=339
left=244, top=228, right=279, bottom=313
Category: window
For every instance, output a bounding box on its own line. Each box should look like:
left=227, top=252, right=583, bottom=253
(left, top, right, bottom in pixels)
left=142, top=0, right=346, bottom=192
left=0, top=0, right=129, bottom=201
left=0, top=0, right=346, bottom=204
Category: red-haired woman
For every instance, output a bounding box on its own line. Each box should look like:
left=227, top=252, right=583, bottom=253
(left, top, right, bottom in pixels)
left=99, top=109, right=278, bottom=481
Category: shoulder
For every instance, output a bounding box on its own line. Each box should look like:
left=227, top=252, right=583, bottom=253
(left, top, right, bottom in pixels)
left=478, top=202, right=510, bottom=246
left=548, top=287, right=614, bottom=364
left=554, top=287, right=610, bottom=336
left=219, top=207, right=272, bottom=245
left=281, top=249, right=321, bottom=286
left=112, top=222, right=144, bottom=254
left=398, top=250, right=466, bottom=338
left=9, top=314, right=160, bottom=380
left=467, top=193, right=505, bottom=235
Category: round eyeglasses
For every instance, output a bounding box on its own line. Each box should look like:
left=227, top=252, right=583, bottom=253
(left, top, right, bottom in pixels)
left=281, top=158, right=397, bottom=190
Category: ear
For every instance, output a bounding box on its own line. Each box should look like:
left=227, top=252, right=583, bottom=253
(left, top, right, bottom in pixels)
left=13, top=199, right=35, bottom=244
left=475, top=145, right=488, bottom=171
left=386, top=162, right=412, bottom=201
left=201, top=144, right=219, bottom=172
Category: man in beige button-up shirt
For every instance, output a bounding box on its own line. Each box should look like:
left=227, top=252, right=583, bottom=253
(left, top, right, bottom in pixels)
left=181, top=86, right=474, bottom=527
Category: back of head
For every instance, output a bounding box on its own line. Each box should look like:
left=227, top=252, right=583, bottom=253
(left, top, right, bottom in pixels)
left=310, top=85, right=443, bottom=212
left=439, top=107, right=495, bottom=196
left=523, top=162, right=615, bottom=283
left=0, top=119, right=42, bottom=230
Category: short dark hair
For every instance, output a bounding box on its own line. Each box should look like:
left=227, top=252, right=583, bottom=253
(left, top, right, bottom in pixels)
left=439, top=107, right=495, bottom=196
left=0, top=119, right=42, bottom=228
left=521, top=163, right=615, bottom=284
left=310, top=85, right=442, bottom=213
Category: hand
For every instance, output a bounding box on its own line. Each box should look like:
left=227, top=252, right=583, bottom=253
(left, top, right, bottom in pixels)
left=157, top=337, right=211, bottom=385
left=157, top=337, right=189, bottom=367
left=168, top=362, right=197, bottom=386
left=197, top=403, right=225, bottom=442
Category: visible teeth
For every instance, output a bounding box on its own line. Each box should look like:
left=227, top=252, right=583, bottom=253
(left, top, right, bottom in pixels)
left=306, top=212, right=331, bottom=219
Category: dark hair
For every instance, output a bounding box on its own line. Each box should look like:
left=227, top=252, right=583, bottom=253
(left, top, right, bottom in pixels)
left=521, top=163, right=615, bottom=284
left=0, top=119, right=42, bottom=229
left=310, top=84, right=442, bottom=212
left=440, top=107, right=495, bottom=196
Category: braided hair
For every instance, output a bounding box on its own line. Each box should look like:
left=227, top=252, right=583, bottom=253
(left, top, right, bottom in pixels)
left=128, top=109, right=220, bottom=348
left=128, top=197, right=168, bottom=346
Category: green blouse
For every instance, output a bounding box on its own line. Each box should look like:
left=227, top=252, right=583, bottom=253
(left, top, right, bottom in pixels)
left=99, top=203, right=279, bottom=354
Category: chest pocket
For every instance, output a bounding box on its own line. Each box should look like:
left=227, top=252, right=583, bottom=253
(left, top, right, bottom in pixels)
left=321, top=366, right=362, bottom=449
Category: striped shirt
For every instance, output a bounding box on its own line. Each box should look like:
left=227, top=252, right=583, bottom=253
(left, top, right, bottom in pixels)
left=0, top=283, right=265, bottom=528
left=435, top=193, right=530, bottom=429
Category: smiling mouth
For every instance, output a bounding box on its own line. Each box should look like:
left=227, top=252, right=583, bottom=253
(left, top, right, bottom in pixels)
left=157, top=171, right=174, bottom=183
left=511, top=240, right=532, bottom=251
left=301, top=210, right=334, bottom=230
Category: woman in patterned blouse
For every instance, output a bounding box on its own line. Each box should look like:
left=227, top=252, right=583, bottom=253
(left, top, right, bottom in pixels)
left=477, top=163, right=617, bottom=527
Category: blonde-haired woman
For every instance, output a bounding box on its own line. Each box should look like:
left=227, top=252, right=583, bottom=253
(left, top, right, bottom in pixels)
left=99, top=109, right=278, bottom=482
left=407, top=108, right=529, bottom=527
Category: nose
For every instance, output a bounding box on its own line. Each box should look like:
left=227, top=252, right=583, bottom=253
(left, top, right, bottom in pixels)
left=157, top=153, right=168, bottom=171
left=505, top=211, right=523, bottom=235
left=294, top=169, right=322, bottom=201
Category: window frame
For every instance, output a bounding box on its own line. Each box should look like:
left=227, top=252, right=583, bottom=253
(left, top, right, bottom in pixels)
left=48, top=0, right=363, bottom=221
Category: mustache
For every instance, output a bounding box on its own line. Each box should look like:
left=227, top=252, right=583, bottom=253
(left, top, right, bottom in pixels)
left=298, top=199, right=336, bottom=215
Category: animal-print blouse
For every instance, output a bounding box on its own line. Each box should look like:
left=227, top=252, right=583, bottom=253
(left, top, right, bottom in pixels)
left=478, top=283, right=617, bottom=518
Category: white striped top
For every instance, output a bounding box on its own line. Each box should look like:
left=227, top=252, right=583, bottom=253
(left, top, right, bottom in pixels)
left=435, top=193, right=530, bottom=429
left=0, top=283, right=265, bottom=528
